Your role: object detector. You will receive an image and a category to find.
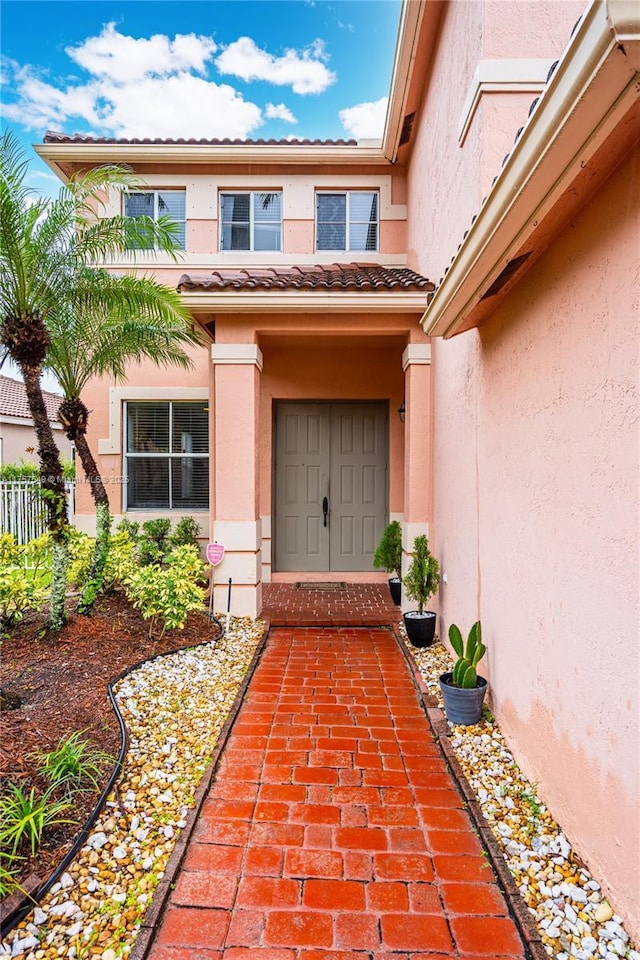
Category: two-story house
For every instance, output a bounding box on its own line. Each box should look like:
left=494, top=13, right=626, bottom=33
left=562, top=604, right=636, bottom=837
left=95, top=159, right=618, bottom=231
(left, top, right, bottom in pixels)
left=36, top=0, right=639, bottom=940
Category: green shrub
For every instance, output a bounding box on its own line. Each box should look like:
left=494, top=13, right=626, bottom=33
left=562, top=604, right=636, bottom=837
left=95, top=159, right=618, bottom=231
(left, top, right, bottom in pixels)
left=116, top=518, right=140, bottom=541
left=138, top=518, right=172, bottom=566
left=0, top=533, right=21, bottom=566
left=102, top=531, right=137, bottom=590
left=0, top=459, right=75, bottom=481
left=124, top=544, right=206, bottom=640
left=35, top=731, right=113, bottom=794
left=0, top=565, right=48, bottom=629
left=0, top=783, right=74, bottom=856
left=169, top=516, right=201, bottom=550
left=66, top=529, right=94, bottom=588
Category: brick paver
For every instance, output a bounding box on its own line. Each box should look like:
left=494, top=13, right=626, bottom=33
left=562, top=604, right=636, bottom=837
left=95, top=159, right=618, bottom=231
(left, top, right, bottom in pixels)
left=148, top=627, right=527, bottom=958
left=262, top=582, right=398, bottom=625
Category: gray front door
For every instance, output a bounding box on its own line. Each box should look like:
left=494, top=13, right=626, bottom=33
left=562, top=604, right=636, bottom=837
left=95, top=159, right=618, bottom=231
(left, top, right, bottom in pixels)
left=274, top=402, right=387, bottom=572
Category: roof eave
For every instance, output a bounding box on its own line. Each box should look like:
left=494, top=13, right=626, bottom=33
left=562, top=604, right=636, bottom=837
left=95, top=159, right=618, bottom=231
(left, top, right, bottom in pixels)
left=421, top=0, right=640, bottom=339
left=34, top=141, right=392, bottom=179
left=180, top=290, right=430, bottom=315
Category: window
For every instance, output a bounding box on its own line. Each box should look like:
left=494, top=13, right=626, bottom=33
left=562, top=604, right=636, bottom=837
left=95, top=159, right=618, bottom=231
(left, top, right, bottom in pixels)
left=124, top=401, right=208, bottom=510
left=220, top=192, right=282, bottom=251
left=316, top=191, right=379, bottom=252
left=124, top=190, right=186, bottom=249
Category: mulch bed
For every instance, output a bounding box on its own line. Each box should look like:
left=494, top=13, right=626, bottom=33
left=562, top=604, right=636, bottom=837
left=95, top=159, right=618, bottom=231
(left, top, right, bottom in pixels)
left=0, top=592, right=222, bottom=896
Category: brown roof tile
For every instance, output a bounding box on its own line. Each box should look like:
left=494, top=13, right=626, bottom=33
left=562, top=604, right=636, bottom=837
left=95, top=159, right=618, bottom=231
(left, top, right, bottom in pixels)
left=0, top=375, right=63, bottom=422
left=43, top=131, right=357, bottom=147
left=177, top=263, right=434, bottom=293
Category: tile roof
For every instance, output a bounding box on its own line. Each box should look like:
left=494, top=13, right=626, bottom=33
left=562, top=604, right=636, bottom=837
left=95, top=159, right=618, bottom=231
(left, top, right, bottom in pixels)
left=0, top=375, right=63, bottom=422
left=43, top=131, right=358, bottom=147
left=177, top=263, right=434, bottom=293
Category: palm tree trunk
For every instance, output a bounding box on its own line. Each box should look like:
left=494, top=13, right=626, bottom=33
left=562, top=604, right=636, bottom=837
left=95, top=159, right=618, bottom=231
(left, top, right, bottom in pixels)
left=72, top=429, right=112, bottom=614
left=21, top=366, right=69, bottom=629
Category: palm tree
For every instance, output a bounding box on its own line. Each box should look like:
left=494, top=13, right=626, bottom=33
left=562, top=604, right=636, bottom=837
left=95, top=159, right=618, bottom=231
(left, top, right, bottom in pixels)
left=0, top=131, right=193, bottom=628
left=45, top=272, right=203, bottom=613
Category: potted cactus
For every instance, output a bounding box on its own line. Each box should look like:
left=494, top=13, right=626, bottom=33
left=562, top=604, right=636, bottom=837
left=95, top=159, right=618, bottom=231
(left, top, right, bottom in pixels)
left=439, top=621, right=488, bottom=724
left=373, top=520, right=403, bottom=605
left=402, top=534, right=440, bottom=646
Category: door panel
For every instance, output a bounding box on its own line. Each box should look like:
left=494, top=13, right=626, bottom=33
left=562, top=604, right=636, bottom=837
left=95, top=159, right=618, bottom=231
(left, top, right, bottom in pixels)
left=329, top=404, right=387, bottom=572
left=275, top=404, right=330, bottom=571
left=274, top=402, right=387, bottom=572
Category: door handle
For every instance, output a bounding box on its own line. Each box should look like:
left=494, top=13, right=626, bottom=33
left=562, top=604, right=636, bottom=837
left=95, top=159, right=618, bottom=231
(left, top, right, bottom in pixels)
left=322, top=496, right=329, bottom=527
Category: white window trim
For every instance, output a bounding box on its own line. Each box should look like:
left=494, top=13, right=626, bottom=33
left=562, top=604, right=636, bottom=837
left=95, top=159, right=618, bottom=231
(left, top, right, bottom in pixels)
left=123, top=398, right=209, bottom=512
left=98, top=387, right=208, bottom=456
left=315, top=190, right=380, bottom=253
left=124, top=189, right=187, bottom=249
left=219, top=190, right=283, bottom=253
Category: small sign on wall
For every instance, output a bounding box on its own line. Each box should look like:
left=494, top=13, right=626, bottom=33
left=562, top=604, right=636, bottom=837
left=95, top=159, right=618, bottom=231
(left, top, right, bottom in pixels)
left=206, top=543, right=225, bottom=566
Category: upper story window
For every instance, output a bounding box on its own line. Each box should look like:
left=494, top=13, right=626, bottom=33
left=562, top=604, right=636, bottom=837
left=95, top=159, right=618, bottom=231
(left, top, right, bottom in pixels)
left=316, top=191, right=379, bottom=252
left=124, top=190, right=186, bottom=250
left=220, top=192, right=282, bottom=252
left=124, top=401, right=209, bottom=510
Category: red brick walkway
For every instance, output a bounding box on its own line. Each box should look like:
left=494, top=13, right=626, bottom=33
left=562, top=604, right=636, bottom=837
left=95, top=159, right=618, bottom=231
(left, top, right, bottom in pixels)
left=147, top=627, right=527, bottom=959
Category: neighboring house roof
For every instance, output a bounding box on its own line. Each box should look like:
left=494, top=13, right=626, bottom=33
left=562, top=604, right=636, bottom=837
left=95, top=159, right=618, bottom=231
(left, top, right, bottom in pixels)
left=178, top=263, right=434, bottom=293
left=0, top=375, right=63, bottom=423
left=43, top=132, right=358, bottom=147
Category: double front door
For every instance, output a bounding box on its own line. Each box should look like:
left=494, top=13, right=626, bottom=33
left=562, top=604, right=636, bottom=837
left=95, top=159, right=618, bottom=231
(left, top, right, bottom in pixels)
left=274, top=402, right=387, bottom=572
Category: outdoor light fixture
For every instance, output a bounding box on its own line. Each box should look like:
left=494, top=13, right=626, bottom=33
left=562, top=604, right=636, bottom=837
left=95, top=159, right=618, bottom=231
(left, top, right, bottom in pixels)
left=398, top=401, right=406, bottom=423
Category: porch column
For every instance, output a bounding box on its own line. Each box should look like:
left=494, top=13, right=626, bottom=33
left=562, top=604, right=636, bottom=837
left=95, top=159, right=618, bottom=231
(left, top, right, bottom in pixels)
left=210, top=343, right=263, bottom=618
left=401, top=343, right=432, bottom=598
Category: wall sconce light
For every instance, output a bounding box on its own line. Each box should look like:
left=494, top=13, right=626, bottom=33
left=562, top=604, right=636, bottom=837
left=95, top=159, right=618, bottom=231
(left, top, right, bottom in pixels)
left=398, top=401, right=406, bottom=423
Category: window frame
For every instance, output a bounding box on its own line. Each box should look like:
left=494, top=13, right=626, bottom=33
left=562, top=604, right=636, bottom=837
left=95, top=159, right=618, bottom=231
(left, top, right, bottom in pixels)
left=123, top=400, right=209, bottom=511
left=219, top=190, right=283, bottom=253
left=123, top=188, right=187, bottom=251
left=315, top=189, right=380, bottom=253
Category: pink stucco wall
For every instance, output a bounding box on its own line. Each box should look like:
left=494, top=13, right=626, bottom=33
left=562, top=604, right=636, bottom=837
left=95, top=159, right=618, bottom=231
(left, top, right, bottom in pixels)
left=405, top=0, right=639, bottom=933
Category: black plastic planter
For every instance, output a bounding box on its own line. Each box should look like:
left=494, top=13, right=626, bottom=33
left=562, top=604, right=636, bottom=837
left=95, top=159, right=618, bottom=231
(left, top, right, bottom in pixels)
left=403, top=610, right=437, bottom=647
left=388, top=577, right=402, bottom=606
left=439, top=672, right=488, bottom=725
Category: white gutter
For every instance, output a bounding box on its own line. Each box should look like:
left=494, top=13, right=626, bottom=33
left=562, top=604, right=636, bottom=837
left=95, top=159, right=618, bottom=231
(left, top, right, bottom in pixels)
left=421, top=0, right=640, bottom=339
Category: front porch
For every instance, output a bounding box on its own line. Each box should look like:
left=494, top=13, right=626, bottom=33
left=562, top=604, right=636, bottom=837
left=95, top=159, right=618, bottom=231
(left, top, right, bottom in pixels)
left=261, top=579, right=400, bottom=626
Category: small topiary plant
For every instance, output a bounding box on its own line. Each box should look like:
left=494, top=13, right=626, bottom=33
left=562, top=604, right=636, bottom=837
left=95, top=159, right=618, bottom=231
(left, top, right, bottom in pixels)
left=403, top=535, right=440, bottom=614
left=449, top=621, right=486, bottom=688
left=373, top=521, right=403, bottom=579
left=138, top=518, right=171, bottom=566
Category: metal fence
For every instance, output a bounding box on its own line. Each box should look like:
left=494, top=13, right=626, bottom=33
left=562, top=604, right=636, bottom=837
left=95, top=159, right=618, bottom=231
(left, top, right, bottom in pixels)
left=0, top=480, right=75, bottom=544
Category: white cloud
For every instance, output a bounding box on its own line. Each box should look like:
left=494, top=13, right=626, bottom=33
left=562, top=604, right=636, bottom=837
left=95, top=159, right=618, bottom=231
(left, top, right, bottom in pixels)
left=66, top=23, right=217, bottom=84
left=265, top=102, right=297, bottom=124
left=215, top=37, right=335, bottom=95
left=0, top=27, right=266, bottom=140
left=2, top=66, right=263, bottom=139
left=339, top=96, right=388, bottom=139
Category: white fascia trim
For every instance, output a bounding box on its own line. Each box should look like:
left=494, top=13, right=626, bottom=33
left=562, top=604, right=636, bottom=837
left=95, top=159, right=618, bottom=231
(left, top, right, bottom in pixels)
left=458, top=59, right=555, bottom=144
left=402, top=343, right=432, bottom=371
left=0, top=415, right=64, bottom=430
left=35, top=143, right=391, bottom=178
left=183, top=291, right=429, bottom=315
left=421, top=0, right=640, bottom=339
left=383, top=0, right=426, bottom=160
left=211, top=344, right=264, bottom=371
left=98, top=386, right=208, bottom=455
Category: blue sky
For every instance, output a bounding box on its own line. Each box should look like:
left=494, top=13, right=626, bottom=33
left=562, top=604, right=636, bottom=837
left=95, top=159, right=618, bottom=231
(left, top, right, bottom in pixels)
left=1, top=0, right=401, bottom=195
